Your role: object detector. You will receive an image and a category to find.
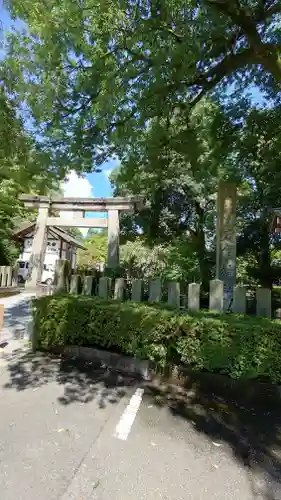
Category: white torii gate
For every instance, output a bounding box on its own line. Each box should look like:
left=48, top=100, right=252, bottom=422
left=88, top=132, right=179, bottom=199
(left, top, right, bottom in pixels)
left=19, top=195, right=143, bottom=289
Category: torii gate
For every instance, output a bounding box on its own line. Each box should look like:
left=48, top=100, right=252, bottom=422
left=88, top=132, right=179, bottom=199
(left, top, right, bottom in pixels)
left=19, top=195, right=143, bottom=289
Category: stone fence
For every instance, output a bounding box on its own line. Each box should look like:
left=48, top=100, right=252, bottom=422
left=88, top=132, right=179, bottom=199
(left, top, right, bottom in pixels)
left=51, top=260, right=273, bottom=318
left=0, top=266, right=18, bottom=288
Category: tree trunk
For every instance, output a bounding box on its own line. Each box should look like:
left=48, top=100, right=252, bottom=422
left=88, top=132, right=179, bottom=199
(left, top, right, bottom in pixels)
left=258, top=220, right=272, bottom=289
left=253, top=210, right=273, bottom=289
left=191, top=204, right=211, bottom=292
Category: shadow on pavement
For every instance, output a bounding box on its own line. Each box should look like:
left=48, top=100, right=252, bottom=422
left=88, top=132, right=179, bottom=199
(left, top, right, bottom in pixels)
left=2, top=349, right=136, bottom=408
left=3, top=299, right=32, bottom=329
left=3, top=349, right=281, bottom=498
left=145, top=374, right=281, bottom=500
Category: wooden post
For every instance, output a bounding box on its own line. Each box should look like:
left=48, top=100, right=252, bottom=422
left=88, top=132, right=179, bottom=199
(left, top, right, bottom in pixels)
left=107, top=209, right=120, bottom=268
left=26, top=202, right=50, bottom=289
left=168, top=282, right=180, bottom=308
left=188, top=283, right=200, bottom=311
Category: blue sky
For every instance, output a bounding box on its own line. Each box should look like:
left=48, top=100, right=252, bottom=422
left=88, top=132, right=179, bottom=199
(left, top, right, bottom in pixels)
left=0, top=2, right=268, bottom=203
left=0, top=4, right=115, bottom=200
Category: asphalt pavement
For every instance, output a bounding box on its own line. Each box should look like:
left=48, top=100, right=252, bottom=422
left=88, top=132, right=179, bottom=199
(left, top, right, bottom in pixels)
left=0, top=293, right=280, bottom=499
left=0, top=292, right=35, bottom=346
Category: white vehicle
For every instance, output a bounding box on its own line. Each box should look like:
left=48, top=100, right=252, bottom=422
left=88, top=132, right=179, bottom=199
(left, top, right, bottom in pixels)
left=41, top=264, right=55, bottom=285
left=17, top=261, right=55, bottom=285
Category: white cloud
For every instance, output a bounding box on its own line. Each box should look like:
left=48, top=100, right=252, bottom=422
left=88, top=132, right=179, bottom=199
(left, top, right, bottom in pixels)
left=61, top=171, right=93, bottom=236
left=62, top=171, right=93, bottom=198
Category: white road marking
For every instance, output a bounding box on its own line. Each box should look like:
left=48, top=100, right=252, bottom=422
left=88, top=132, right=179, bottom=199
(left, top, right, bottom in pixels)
left=113, top=387, right=144, bottom=441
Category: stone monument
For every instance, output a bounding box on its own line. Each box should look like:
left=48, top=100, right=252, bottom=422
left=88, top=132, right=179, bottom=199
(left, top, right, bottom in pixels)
left=216, top=182, right=237, bottom=311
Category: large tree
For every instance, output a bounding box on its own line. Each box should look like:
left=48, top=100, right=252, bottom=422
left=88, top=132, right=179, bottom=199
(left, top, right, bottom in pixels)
left=0, top=89, right=60, bottom=263
left=235, top=102, right=281, bottom=288
left=112, top=95, right=281, bottom=289
left=111, top=99, right=238, bottom=288
left=3, top=0, right=281, bottom=170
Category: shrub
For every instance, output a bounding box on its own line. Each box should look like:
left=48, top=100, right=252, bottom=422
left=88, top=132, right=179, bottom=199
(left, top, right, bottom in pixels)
left=33, top=295, right=281, bottom=383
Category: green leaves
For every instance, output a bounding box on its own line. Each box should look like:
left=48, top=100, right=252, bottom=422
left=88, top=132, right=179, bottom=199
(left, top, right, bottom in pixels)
left=77, top=231, right=108, bottom=272
left=3, top=0, right=281, bottom=169
left=0, top=89, right=64, bottom=264
left=111, top=99, right=233, bottom=287
left=33, top=295, right=281, bottom=383
left=120, top=237, right=200, bottom=286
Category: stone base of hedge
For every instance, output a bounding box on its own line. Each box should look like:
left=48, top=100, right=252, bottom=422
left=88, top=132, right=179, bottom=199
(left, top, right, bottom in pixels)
left=46, top=344, right=281, bottom=406
left=49, top=344, right=151, bottom=380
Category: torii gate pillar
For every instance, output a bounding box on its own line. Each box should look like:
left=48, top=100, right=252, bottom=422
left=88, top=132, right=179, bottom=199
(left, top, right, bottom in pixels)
left=20, top=195, right=143, bottom=288
left=107, top=209, right=120, bottom=269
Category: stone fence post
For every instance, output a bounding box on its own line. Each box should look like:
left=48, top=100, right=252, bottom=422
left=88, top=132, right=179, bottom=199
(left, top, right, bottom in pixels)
left=131, top=280, right=143, bottom=302
left=0, top=266, right=7, bottom=287
left=233, top=285, right=247, bottom=314
left=12, top=265, right=18, bottom=287
left=99, top=277, right=111, bottom=299
left=188, top=283, right=200, bottom=311
left=0, top=266, right=17, bottom=287
left=83, top=276, right=93, bottom=295
left=114, top=278, right=125, bottom=300
left=6, top=266, right=12, bottom=287
left=70, top=274, right=80, bottom=294
left=209, top=279, right=224, bottom=313
left=149, top=279, right=162, bottom=303
left=54, top=260, right=71, bottom=294
left=168, top=281, right=180, bottom=308
left=256, top=288, right=271, bottom=318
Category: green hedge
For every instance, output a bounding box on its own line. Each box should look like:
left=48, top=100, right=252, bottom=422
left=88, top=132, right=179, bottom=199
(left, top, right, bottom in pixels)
left=33, top=295, right=281, bottom=383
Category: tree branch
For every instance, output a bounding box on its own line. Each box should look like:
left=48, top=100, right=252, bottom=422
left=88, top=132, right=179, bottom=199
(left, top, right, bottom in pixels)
left=159, top=25, right=184, bottom=43
left=261, top=1, right=281, bottom=20
left=174, top=47, right=256, bottom=103
left=206, top=0, right=281, bottom=83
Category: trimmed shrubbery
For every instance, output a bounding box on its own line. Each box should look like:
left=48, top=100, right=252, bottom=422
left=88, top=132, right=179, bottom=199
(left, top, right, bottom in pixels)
left=33, top=295, right=281, bottom=383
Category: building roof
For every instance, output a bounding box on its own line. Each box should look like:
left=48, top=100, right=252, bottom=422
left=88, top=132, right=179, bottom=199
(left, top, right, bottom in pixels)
left=13, top=222, right=86, bottom=250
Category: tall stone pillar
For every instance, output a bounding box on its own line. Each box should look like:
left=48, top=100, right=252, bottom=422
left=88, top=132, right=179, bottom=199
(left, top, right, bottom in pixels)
left=26, top=202, right=50, bottom=289
left=216, top=182, right=237, bottom=311
left=107, top=209, right=120, bottom=268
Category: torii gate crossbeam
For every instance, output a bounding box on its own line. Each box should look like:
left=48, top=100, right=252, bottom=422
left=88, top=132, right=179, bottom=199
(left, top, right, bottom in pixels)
left=19, top=195, right=143, bottom=289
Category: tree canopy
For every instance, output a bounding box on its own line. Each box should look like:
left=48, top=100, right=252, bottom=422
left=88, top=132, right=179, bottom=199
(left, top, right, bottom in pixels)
left=0, top=89, right=61, bottom=263
left=111, top=98, right=236, bottom=287
left=2, top=0, right=281, bottom=290
left=77, top=230, right=107, bottom=272
left=110, top=96, right=281, bottom=289
left=3, top=0, right=281, bottom=170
